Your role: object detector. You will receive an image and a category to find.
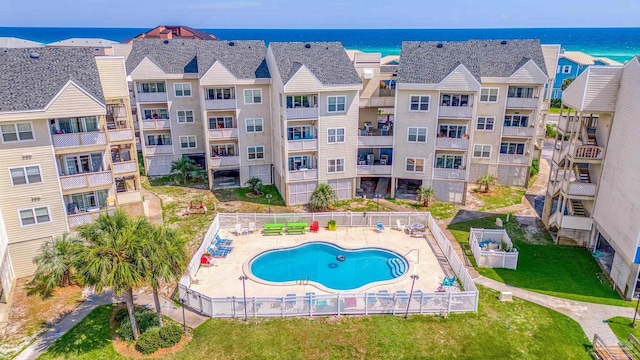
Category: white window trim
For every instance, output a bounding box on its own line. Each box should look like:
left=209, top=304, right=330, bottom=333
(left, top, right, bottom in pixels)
left=476, top=117, right=496, bottom=131
left=327, top=157, right=346, bottom=174
left=244, top=89, right=263, bottom=105
left=173, top=83, right=192, bottom=97
left=409, top=94, right=430, bottom=112
left=1, top=121, right=36, bottom=143
left=327, top=95, right=347, bottom=113
left=327, top=127, right=346, bottom=144
left=407, top=127, right=428, bottom=143
left=18, top=206, right=51, bottom=227
left=479, top=88, right=499, bottom=103
left=176, top=109, right=195, bottom=124
left=473, top=144, right=492, bottom=159
left=404, top=157, right=426, bottom=173
left=247, top=146, right=265, bottom=161
left=562, top=65, right=572, bottom=74
left=9, top=165, right=43, bottom=186
left=179, top=135, right=197, bottom=149
left=245, top=118, right=264, bottom=133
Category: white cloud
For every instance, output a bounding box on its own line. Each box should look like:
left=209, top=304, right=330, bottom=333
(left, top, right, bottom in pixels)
left=188, top=1, right=262, bottom=10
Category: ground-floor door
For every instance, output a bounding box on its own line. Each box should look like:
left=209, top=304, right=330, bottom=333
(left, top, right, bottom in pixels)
left=249, top=165, right=272, bottom=185
left=212, top=169, right=240, bottom=189
left=288, top=181, right=317, bottom=205
left=328, top=179, right=353, bottom=200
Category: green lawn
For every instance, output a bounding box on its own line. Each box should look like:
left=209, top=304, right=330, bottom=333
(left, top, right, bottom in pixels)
left=607, top=316, right=640, bottom=342
left=214, top=185, right=286, bottom=207
left=449, top=215, right=632, bottom=307
left=39, top=287, right=591, bottom=360
left=548, top=107, right=562, bottom=114
left=386, top=199, right=457, bottom=220
left=331, top=198, right=393, bottom=212
left=470, top=186, right=526, bottom=211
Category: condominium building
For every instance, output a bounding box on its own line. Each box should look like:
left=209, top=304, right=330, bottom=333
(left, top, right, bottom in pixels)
left=0, top=48, right=142, bottom=299
left=542, top=57, right=640, bottom=299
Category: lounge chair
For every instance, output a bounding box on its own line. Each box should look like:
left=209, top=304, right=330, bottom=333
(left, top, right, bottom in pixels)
left=214, top=234, right=233, bottom=245
left=207, top=246, right=230, bottom=258
left=376, top=222, right=385, bottom=232
left=235, top=223, right=247, bottom=236
left=215, top=243, right=233, bottom=251
left=248, top=222, right=257, bottom=233
left=442, top=275, right=457, bottom=287
left=395, top=219, right=407, bottom=231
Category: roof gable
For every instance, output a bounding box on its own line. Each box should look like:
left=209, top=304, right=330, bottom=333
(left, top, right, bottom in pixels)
left=130, top=57, right=166, bottom=79
left=200, top=60, right=238, bottom=85
left=508, top=59, right=548, bottom=84
left=283, top=65, right=324, bottom=92
left=437, top=64, right=481, bottom=91
left=44, top=80, right=105, bottom=117
left=196, top=40, right=269, bottom=80
left=126, top=39, right=198, bottom=74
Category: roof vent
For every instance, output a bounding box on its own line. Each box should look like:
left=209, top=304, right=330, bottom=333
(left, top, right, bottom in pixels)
left=228, top=41, right=235, bottom=46
left=29, top=52, right=40, bottom=59
left=436, top=43, right=443, bottom=48
left=163, top=40, right=169, bottom=44
left=305, top=43, right=311, bottom=49
left=501, top=40, right=508, bottom=45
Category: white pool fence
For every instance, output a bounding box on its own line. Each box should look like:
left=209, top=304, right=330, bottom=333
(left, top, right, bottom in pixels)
left=469, top=228, right=518, bottom=269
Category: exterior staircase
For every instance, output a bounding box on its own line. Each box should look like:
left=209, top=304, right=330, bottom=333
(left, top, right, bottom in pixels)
left=577, top=165, right=591, bottom=183
left=570, top=199, right=587, bottom=216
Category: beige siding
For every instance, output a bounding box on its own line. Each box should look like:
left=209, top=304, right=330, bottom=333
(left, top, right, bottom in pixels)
left=284, top=66, right=324, bottom=93
left=265, top=47, right=287, bottom=198
left=507, top=60, right=548, bottom=84
left=95, top=57, right=129, bottom=98
left=236, top=84, right=272, bottom=184
left=437, top=65, right=480, bottom=92
left=167, top=79, right=206, bottom=157
left=130, top=57, right=167, bottom=80
left=471, top=83, right=509, bottom=171
left=8, top=237, right=52, bottom=277
left=200, top=61, right=238, bottom=86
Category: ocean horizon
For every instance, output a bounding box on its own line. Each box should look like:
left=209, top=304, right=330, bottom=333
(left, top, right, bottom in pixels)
left=1, top=27, right=639, bottom=62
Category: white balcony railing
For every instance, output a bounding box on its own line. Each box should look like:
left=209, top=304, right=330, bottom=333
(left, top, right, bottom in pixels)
left=498, top=154, right=530, bottom=164
left=288, top=168, right=318, bottom=181
left=145, top=145, right=174, bottom=155
left=435, top=137, right=469, bottom=150
left=561, top=215, right=593, bottom=231
left=52, top=132, right=107, bottom=149
left=570, top=144, right=604, bottom=160
left=563, top=181, right=597, bottom=197
left=141, top=119, right=170, bottom=129
left=287, top=139, right=318, bottom=151
left=356, top=165, right=392, bottom=175
left=210, top=156, right=240, bottom=167
left=67, top=209, right=114, bottom=228
left=60, top=171, right=112, bottom=191
left=357, top=136, right=393, bottom=147
left=360, top=97, right=395, bottom=108
left=502, top=126, right=535, bottom=137
left=286, top=107, right=318, bottom=120
left=506, top=97, right=539, bottom=109
left=107, top=128, right=135, bottom=142
left=439, top=106, right=473, bottom=118
left=558, top=116, right=579, bottom=133
left=205, top=99, right=236, bottom=110
left=112, top=161, right=138, bottom=175
left=137, top=92, right=168, bottom=103
left=208, top=128, right=238, bottom=139
left=432, top=168, right=466, bottom=180
left=117, top=191, right=141, bottom=204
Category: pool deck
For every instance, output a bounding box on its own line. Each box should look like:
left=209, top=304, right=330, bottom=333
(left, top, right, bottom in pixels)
left=190, top=226, right=452, bottom=298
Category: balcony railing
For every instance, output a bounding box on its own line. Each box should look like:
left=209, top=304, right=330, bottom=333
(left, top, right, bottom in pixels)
left=205, top=99, right=236, bottom=110
left=112, top=161, right=138, bottom=175
left=117, top=191, right=142, bottom=205
left=435, top=137, right=469, bottom=150
left=557, top=116, right=579, bottom=133
left=208, top=128, right=238, bottom=139
left=288, top=168, right=318, bottom=181
left=433, top=168, right=466, bottom=180
left=141, top=119, right=170, bottom=129
left=439, top=106, right=472, bottom=118
left=563, top=181, right=597, bottom=197
left=561, top=215, right=593, bottom=231
left=498, top=154, right=529, bottom=164
left=107, top=128, right=135, bottom=142
left=67, top=209, right=114, bottom=228
left=356, top=165, right=392, bottom=175
left=570, top=144, right=604, bottom=160
left=286, top=107, right=318, bottom=120
left=145, top=145, right=173, bottom=155
left=502, top=126, right=535, bottom=137
left=378, top=89, right=395, bottom=97
left=287, top=139, right=318, bottom=151
left=506, top=97, right=539, bottom=109
left=52, top=132, right=107, bottom=149
left=360, top=97, right=395, bottom=108
left=210, top=156, right=240, bottom=167
left=60, top=171, right=112, bottom=191
left=357, top=136, right=393, bottom=147
left=137, top=92, right=168, bottom=103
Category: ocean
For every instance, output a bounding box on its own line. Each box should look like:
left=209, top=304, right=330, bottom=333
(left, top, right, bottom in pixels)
left=1, top=27, right=639, bottom=62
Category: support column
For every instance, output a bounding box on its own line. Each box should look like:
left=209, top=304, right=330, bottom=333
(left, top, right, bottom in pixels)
left=390, top=177, right=396, bottom=198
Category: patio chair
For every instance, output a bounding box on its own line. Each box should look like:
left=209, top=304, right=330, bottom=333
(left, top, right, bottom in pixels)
left=235, top=223, right=247, bottom=236
left=200, top=255, right=212, bottom=267
left=395, top=219, right=406, bottom=232
left=442, top=275, right=457, bottom=287
left=248, top=222, right=257, bottom=233
left=309, top=221, right=319, bottom=233
left=207, top=246, right=230, bottom=258
left=215, top=243, right=233, bottom=251
left=214, top=234, right=233, bottom=245
left=376, top=222, right=385, bottom=232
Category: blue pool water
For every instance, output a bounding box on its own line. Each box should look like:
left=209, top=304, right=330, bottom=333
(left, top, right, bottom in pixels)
left=249, top=242, right=408, bottom=290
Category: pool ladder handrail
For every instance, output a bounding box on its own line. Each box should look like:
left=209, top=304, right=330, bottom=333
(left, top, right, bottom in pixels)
left=297, top=275, right=310, bottom=285
left=404, top=249, right=420, bottom=264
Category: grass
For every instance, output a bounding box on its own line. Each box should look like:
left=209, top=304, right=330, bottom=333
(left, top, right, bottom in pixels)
left=607, top=316, right=640, bottom=342
left=548, top=107, right=562, bottom=114
left=471, top=185, right=526, bottom=211
left=39, top=287, right=592, bottom=360
left=386, top=199, right=457, bottom=220
left=528, top=174, right=539, bottom=188
left=214, top=185, right=286, bottom=207
left=331, top=198, right=393, bottom=212
left=449, top=215, right=633, bottom=307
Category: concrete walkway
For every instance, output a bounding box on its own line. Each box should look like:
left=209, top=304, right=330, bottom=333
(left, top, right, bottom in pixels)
left=142, top=188, right=163, bottom=224
left=134, top=290, right=208, bottom=329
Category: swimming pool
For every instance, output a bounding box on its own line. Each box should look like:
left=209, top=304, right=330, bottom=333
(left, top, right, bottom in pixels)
left=249, top=242, right=409, bottom=291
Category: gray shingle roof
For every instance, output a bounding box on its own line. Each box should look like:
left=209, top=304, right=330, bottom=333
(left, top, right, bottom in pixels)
left=269, top=42, right=361, bottom=85
left=0, top=47, right=104, bottom=112
left=398, top=40, right=548, bottom=84
left=126, top=39, right=199, bottom=74
left=196, top=40, right=269, bottom=79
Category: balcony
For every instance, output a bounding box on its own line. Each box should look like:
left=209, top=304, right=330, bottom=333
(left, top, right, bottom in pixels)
left=210, top=156, right=240, bottom=167
left=562, top=181, right=597, bottom=197
left=438, top=106, right=472, bottom=118
left=502, top=126, right=535, bottom=137
left=205, top=99, right=236, bottom=111
left=112, top=161, right=138, bottom=175
left=560, top=215, right=593, bottom=231
left=287, top=139, right=318, bottom=151
left=117, top=191, right=142, bottom=205
left=558, top=116, right=579, bottom=133
left=286, top=107, right=318, bottom=120
left=506, top=97, right=539, bottom=109
left=137, top=92, right=168, bottom=103
left=145, top=145, right=173, bottom=155
left=60, top=171, right=112, bottom=191
left=107, top=128, right=135, bottom=142
left=435, top=137, right=469, bottom=150
left=288, top=168, right=318, bottom=181
left=141, top=119, right=170, bottom=130
left=570, top=143, right=604, bottom=161
left=357, top=136, right=393, bottom=147
left=356, top=165, right=392, bottom=175
left=498, top=154, right=529, bottom=164
left=208, top=128, right=238, bottom=139
left=433, top=168, right=466, bottom=180
left=67, top=209, right=114, bottom=228
left=52, top=132, right=107, bottom=149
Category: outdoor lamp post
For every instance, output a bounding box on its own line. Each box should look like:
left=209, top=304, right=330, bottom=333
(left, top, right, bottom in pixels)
left=239, top=275, right=249, bottom=321
left=633, top=294, right=640, bottom=328
left=180, top=298, right=187, bottom=333
left=405, top=274, right=420, bottom=319
left=266, top=194, right=272, bottom=213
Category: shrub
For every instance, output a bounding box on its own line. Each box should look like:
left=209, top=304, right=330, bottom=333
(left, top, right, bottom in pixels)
left=116, top=308, right=160, bottom=341
left=309, top=183, right=338, bottom=211
left=550, top=98, right=562, bottom=108
left=245, top=177, right=263, bottom=195
left=114, top=307, right=129, bottom=325
left=530, top=159, right=540, bottom=178
left=546, top=124, right=557, bottom=138
left=327, top=219, right=337, bottom=231
left=135, top=327, right=161, bottom=355
left=159, top=323, right=183, bottom=348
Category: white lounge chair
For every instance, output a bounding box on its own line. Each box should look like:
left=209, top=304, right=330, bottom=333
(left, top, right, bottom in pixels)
left=396, top=219, right=407, bottom=232
left=248, top=222, right=257, bottom=233
left=235, top=223, right=247, bottom=235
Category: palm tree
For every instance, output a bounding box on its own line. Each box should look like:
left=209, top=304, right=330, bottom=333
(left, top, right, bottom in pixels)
left=75, top=209, right=151, bottom=340
left=28, top=233, right=83, bottom=299
left=309, top=183, right=338, bottom=211
left=477, top=174, right=497, bottom=193
left=245, top=177, right=263, bottom=196
left=416, top=186, right=436, bottom=207
left=561, top=77, right=575, bottom=91
left=170, top=158, right=204, bottom=185
left=144, top=225, right=187, bottom=327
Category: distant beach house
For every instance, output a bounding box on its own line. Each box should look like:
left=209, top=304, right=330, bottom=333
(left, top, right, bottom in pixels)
left=123, top=25, right=218, bottom=43
left=550, top=50, right=621, bottom=98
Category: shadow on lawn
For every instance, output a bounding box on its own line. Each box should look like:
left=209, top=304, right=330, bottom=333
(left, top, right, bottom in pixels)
left=44, top=305, right=114, bottom=357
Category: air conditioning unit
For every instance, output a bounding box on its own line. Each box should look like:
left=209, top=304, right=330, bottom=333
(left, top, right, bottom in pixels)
left=362, top=68, right=374, bottom=79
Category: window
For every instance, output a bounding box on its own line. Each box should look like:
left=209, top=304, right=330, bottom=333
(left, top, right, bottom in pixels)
left=206, top=88, right=234, bottom=100
left=176, top=110, right=194, bottom=123
left=327, top=96, right=346, bottom=113
left=407, top=127, right=427, bottom=142
left=556, top=65, right=561, bottom=74
left=327, top=128, right=345, bottom=143
left=440, top=93, right=470, bottom=107
left=67, top=190, right=108, bottom=214
left=288, top=126, right=313, bottom=140
left=409, top=95, right=430, bottom=111
left=19, top=207, right=50, bottom=226
left=1, top=123, right=34, bottom=142
left=405, top=157, right=425, bottom=172
left=500, top=142, right=526, bottom=155
left=174, top=83, right=192, bottom=97
left=246, top=118, right=264, bottom=133
left=562, top=65, right=572, bottom=74
left=435, top=155, right=464, bottom=169
left=244, top=89, right=262, bottom=104
left=208, top=117, right=234, bottom=129
left=146, top=134, right=172, bottom=146
left=179, top=136, right=197, bottom=149
left=327, top=158, right=345, bottom=173
left=64, top=153, right=103, bottom=175
left=504, top=115, right=529, bottom=127
left=479, top=88, right=499, bottom=102
left=211, top=144, right=236, bottom=157
left=143, top=108, right=168, bottom=120
left=507, top=86, right=534, bottom=98
left=50, top=117, right=98, bottom=134
left=477, top=117, right=495, bottom=131
left=139, top=82, right=165, bottom=93
left=286, top=95, right=317, bottom=108
left=247, top=146, right=265, bottom=160
left=289, top=155, right=312, bottom=171
left=438, top=125, right=467, bottom=138
left=473, top=144, right=492, bottom=158
left=10, top=166, right=42, bottom=185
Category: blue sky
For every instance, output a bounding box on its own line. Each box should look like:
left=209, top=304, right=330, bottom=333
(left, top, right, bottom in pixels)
left=3, top=0, right=639, bottom=28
